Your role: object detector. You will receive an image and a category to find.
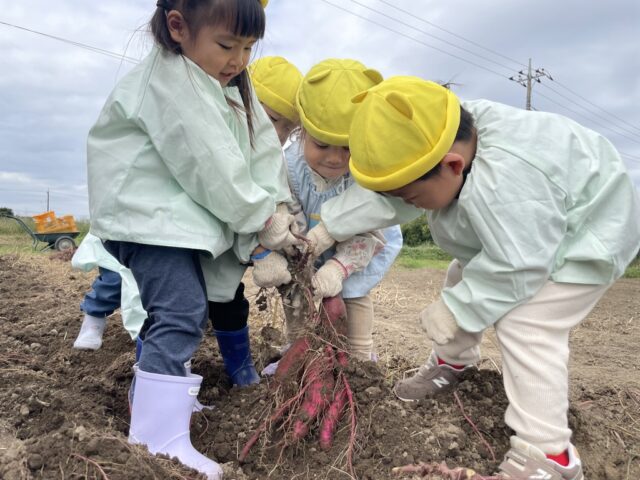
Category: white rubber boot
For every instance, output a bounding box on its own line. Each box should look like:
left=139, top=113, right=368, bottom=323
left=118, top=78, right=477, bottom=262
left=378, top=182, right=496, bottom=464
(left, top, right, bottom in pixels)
left=184, top=360, right=213, bottom=412
left=73, top=314, right=107, bottom=350
left=129, top=368, right=223, bottom=480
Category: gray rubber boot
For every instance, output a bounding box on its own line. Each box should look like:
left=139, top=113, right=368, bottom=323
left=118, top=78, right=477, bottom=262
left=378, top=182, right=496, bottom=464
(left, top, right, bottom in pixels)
left=128, top=368, right=223, bottom=480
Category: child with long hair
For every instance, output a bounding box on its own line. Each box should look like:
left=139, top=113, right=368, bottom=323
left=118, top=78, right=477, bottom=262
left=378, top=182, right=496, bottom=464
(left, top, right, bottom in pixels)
left=87, top=1, right=297, bottom=477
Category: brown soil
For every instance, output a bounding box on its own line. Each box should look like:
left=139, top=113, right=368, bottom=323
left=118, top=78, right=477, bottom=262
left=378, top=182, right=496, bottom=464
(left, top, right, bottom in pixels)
left=1, top=253, right=638, bottom=480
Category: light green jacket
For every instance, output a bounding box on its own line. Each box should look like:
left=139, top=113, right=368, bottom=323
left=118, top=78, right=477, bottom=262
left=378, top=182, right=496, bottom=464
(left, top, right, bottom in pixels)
left=88, top=47, right=290, bottom=259
left=322, top=99, right=640, bottom=332
left=72, top=234, right=249, bottom=339
left=71, top=233, right=146, bottom=340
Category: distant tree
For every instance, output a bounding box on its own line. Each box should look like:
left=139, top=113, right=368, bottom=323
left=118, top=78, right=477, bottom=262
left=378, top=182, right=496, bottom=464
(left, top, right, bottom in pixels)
left=0, top=207, right=14, bottom=216
left=401, top=214, right=433, bottom=246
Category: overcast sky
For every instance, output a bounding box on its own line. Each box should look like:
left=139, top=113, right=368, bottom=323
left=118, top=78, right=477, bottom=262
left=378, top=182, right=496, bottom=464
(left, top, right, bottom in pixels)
left=1, top=0, right=639, bottom=218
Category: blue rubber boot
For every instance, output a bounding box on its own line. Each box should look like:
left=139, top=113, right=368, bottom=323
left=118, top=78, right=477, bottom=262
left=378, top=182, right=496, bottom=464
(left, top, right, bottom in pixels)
left=214, top=326, right=260, bottom=387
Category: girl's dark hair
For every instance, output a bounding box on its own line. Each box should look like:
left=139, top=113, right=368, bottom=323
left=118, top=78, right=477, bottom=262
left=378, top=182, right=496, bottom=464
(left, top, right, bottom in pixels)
left=418, top=105, right=474, bottom=181
left=150, top=0, right=266, bottom=145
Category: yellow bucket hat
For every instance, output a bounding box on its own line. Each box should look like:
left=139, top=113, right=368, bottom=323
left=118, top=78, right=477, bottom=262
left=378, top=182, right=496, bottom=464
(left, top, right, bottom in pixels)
left=296, top=58, right=383, bottom=147
left=349, top=76, right=461, bottom=192
left=249, top=56, right=302, bottom=122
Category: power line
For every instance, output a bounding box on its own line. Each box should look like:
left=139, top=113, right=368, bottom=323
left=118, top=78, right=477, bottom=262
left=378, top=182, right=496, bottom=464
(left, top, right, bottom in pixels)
left=3, top=8, right=640, bottom=157
left=373, top=0, right=527, bottom=69
left=322, top=2, right=640, bottom=145
left=347, top=0, right=516, bottom=74
left=620, top=151, right=640, bottom=161
left=551, top=79, right=640, bottom=134
left=317, top=0, right=509, bottom=79
left=0, top=20, right=140, bottom=64
left=540, top=83, right=640, bottom=140
left=0, top=188, right=88, bottom=198
left=534, top=91, right=640, bottom=147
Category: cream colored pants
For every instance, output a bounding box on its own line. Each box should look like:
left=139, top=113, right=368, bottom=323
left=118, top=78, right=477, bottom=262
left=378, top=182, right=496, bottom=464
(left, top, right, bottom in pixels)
left=345, top=295, right=374, bottom=361
left=434, top=260, right=609, bottom=453
left=285, top=295, right=374, bottom=361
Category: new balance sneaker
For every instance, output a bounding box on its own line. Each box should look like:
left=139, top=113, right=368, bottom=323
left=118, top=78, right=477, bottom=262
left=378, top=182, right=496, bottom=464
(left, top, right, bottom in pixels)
left=393, top=352, right=474, bottom=402
left=499, top=436, right=584, bottom=480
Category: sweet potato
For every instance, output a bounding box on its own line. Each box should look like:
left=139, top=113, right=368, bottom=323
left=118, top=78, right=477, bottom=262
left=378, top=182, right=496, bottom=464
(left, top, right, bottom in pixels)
left=274, top=336, right=311, bottom=384
left=291, top=351, right=335, bottom=441
left=318, top=387, right=348, bottom=450
left=335, top=350, right=348, bottom=368
left=320, top=295, right=347, bottom=336
left=291, top=418, right=310, bottom=439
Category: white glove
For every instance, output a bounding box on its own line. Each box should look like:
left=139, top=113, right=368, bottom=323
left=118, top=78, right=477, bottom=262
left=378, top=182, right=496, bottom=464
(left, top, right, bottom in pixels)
left=312, top=259, right=348, bottom=298
left=252, top=250, right=291, bottom=287
left=419, top=299, right=460, bottom=345
left=333, top=233, right=385, bottom=275
left=306, top=222, right=336, bottom=258
left=258, top=205, right=300, bottom=251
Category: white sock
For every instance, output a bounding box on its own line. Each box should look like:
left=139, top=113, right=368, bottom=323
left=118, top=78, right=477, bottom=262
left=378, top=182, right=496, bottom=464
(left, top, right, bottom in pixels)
left=73, top=314, right=107, bottom=350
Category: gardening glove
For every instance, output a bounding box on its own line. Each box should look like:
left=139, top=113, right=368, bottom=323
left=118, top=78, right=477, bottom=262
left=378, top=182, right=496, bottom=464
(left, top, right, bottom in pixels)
left=311, top=233, right=385, bottom=299
left=419, top=299, right=460, bottom=345
left=334, top=233, right=385, bottom=273
left=306, top=222, right=336, bottom=258
left=252, top=250, right=292, bottom=287
left=312, top=259, right=348, bottom=299
left=258, top=204, right=300, bottom=251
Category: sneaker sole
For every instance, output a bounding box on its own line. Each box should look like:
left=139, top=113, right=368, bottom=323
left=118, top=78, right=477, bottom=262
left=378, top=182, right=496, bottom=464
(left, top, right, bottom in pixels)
left=72, top=342, right=101, bottom=350
left=392, top=385, right=422, bottom=403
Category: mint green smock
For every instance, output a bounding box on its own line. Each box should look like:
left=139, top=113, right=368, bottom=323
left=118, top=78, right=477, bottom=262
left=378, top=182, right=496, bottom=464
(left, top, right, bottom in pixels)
left=72, top=233, right=146, bottom=339
left=87, top=47, right=290, bottom=260
left=321, top=99, right=640, bottom=332
left=87, top=47, right=291, bottom=316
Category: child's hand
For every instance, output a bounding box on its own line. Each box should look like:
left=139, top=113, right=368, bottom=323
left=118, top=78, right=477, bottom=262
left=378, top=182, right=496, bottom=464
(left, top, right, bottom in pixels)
left=312, top=259, right=348, bottom=298
left=419, top=299, right=459, bottom=344
left=252, top=250, right=292, bottom=287
left=258, top=212, right=300, bottom=251
left=306, top=222, right=336, bottom=258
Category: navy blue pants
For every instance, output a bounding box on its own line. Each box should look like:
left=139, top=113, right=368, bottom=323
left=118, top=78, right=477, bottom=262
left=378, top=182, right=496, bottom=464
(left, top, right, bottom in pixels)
left=104, top=241, right=208, bottom=376
left=80, top=267, right=122, bottom=317
left=209, top=282, right=249, bottom=332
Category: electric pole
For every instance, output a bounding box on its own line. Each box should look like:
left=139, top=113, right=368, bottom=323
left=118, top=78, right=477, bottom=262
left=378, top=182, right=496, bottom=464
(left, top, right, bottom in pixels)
left=46, top=189, right=50, bottom=211
left=509, top=58, right=553, bottom=110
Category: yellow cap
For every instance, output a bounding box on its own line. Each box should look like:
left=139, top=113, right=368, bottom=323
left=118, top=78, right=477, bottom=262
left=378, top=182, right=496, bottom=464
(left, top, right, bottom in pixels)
left=249, top=56, right=302, bottom=122
left=261, top=0, right=268, bottom=8
left=349, top=76, right=460, bottom=191
left=296, top=58, right=383, bottom=147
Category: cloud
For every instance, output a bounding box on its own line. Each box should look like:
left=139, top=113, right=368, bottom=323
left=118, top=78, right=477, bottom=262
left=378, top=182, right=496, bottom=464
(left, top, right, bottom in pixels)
left=0, top=0, right=638, bottom=218
left=0, top=171, right=36, bottom=185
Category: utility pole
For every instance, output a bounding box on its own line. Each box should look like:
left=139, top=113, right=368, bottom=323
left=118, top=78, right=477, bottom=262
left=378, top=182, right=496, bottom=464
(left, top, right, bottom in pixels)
left=509, top=58, right=553, bottom=110
left=46, top=189, right=50, bottom=211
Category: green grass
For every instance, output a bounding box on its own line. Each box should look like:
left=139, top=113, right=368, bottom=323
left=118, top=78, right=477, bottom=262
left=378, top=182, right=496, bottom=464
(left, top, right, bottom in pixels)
left=396, top=242, right=640, bottom=279
left=624, top=257, right=640, bottom=278
left=0, top=218, right=638, bottom=279
left=396, top=244, right=452, bottom=270
left=0, top=217, right=90, bottom=255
